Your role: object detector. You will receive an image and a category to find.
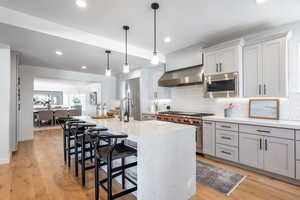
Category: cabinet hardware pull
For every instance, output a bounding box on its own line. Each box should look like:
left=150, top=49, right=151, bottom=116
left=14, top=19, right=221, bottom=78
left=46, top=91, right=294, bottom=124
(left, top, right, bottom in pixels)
left=221, top=151, right=231, bottom=155
left=221, top=136, right=231, bottom=140
left=264, top=84, right=266, bottom=95
left=216, top=63, right=219, bottom=72
left=204, top=122, right=212, bottom=125
left=219, top=63, right=222, bottom=72
left=259, top=138, right=262, bottom=150
left=265, top=139, right=268, bottom=151
left=259, top=84, right=262, bottom=95
left=256, top=130, right=270, bottom=133
left=221, top=125, right=231, bottom=129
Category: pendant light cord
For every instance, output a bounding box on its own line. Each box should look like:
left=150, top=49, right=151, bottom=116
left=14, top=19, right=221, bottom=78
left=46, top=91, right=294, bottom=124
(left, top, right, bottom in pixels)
left=107, top=52, right=110, bottom=70
left=154, top=9, right=157, bottom=54
left=125, top=29, right=128, bottom=65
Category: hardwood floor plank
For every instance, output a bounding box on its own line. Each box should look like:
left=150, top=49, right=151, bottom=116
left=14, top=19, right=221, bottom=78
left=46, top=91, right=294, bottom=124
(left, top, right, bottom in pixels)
left=0, top=128, right=299, bottom=200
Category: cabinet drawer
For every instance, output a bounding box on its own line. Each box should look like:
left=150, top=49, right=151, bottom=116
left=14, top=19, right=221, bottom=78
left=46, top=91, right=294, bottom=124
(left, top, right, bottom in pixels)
left=216, top=122, right=238, bottom=132
left=297, top=161, right=300, bottom=180
left=216, top=144, right=239, bottom=162
left=216, top=130, right=238, bottom=147
left=239, top=124, right=294, bottom=140
left=296, top=130, right=300, bottom=140
left=297, top=141, right=300, bottom=160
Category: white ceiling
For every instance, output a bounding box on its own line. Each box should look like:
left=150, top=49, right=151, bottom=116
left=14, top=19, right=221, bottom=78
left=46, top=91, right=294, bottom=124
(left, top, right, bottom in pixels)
left=0, top=23, right=150, bottom=74
left=1, top=0, right=300, bottom=54
left=0, top=0, right=300, bottom=74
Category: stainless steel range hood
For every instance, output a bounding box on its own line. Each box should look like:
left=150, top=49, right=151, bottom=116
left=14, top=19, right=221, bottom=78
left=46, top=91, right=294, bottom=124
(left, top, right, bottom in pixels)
left=158, top=65, right=204, bottom=87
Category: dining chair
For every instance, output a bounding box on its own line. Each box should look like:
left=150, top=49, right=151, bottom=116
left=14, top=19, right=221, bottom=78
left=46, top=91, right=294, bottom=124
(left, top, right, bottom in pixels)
left=37, top=110, right=54, bottom=127
left=69, top=109, right=82, bottom=117
left=54, top=110, right=69, bottom=125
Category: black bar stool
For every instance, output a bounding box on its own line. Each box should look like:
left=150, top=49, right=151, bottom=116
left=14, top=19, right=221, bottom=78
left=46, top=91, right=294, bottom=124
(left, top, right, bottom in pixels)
left=57, top=117, right=80, bottom=164
left=74, top=126, right=107, bottom=186
left=65, top=120, right=88, bottom=167
left=93, top=131, right=137, bottom=200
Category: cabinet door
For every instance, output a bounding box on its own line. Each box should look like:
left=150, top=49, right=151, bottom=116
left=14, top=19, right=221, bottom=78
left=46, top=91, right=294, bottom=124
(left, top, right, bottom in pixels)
left=263, top=137, right=295, bottom=178
left=262, top=38, right=286, bottom=97
left=218, top=47, right=238, bottom=74
left=203, top=121, right=216, bottom=156
left=204, top=52, right=218, bottom=75
left=243, top=44, right=263, bottom=97
left=239, top=133, right=264, bottom=169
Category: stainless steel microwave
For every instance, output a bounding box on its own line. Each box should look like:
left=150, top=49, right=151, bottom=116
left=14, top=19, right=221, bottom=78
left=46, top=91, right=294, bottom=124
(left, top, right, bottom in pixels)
left=204, top=72, right=239, bottom=98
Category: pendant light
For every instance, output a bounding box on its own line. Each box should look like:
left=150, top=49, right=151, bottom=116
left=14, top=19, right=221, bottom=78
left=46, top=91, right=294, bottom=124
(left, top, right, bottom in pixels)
left=105, top=50, right=111, bottom=76
left=123, top=25, right=130, bottom=73
left=151, top=2, right=160, bottom=65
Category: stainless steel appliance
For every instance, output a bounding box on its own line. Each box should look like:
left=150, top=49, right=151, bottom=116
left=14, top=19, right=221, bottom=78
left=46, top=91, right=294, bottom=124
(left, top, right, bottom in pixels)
left=120, top=78, right=141, bottom=121
left=156, top=111, right=214, bottom=154
left=204, top=72, right=239, bottom=98
left=158, top=66, right=204, bottom=87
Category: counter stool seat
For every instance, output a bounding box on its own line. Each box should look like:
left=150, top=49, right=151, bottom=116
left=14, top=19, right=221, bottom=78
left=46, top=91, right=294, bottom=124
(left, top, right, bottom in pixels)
left=94, top=133, right=137, bottom=200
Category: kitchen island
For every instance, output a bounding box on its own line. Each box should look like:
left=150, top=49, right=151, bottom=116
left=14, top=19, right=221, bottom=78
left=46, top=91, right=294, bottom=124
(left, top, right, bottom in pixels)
left=77, top=116, right=196, bottom=200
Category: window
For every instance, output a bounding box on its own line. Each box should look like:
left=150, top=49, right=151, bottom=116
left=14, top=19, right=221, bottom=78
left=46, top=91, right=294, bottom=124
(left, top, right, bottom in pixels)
left=33, top=90, right=63, bottom=105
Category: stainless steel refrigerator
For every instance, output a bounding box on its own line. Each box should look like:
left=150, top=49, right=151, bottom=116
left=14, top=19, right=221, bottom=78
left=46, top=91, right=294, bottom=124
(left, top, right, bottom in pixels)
left=124, top=78, right=141, bottom=121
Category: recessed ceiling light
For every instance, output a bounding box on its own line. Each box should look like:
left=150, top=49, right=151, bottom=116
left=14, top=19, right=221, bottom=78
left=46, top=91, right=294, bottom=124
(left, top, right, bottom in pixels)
left=81, top=66, right=87, bottom=69
left=256, top=0, right=268, bottom=5
left=76, top=0, right=87, bottom=8
left=164, top=37, right=171, bottom=43
left=55, top=51, right=63, bottom=56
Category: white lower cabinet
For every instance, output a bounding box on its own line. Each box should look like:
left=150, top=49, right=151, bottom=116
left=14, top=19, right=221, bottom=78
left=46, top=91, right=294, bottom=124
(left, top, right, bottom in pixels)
left=296, top=161, right=300, bottom=180
left=203, top=121, right=216, bottom=156
left=216, top=144, right=239, bottom=162
left=263, top=137, right=295, bottom=178
left=239, top=133, right=264, bottom=169
left=296, top=141, right=300, bottom=160
left=239, top=133, right=295, bottom=178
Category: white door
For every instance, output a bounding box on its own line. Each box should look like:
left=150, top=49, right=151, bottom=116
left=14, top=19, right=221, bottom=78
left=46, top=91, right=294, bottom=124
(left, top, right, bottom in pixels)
left=203, top=121, right=216, bottom=156
left=263, top=137, right=295, bottom=178
left=239, top=133, right=264, bottom=169
left=218, top=47, right=237, bottom=74
left=204, top=52, right=218, bottom=75
left=243, top=44, right=263, bottom=97
left=262, top=38, right=286, bottom=97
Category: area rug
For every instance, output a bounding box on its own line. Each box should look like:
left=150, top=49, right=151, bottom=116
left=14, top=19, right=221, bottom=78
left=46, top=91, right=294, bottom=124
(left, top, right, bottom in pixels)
left=196, top=160, right=246, bottom=196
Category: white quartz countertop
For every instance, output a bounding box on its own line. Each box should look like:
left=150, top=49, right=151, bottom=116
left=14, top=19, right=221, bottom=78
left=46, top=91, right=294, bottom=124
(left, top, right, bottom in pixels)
left=76, top=116, right=193, bottom=141
left=202, top=116, right=300, bottom=130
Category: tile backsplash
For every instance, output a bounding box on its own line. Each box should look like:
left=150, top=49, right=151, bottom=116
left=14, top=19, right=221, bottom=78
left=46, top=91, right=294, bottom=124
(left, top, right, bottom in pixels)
left=168, top=85, right=300, bottom=121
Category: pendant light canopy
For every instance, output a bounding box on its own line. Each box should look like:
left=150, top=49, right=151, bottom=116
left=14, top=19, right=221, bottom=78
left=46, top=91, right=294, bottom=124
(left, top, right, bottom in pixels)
left=151, top=2, right=160, bottom=65
left=105, top=50, right=111, bottom=76
left=123, top=25, right=130, bottom=73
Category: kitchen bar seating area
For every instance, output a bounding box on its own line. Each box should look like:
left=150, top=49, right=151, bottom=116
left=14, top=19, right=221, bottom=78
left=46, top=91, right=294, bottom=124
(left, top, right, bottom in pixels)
left=59, top=117, right=138, bottom=200
left=2, top=1, right=300, bottom=200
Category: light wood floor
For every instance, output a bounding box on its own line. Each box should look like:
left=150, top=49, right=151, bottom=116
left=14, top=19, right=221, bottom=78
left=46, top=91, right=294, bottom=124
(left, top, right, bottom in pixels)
left=0, top=129, right=299, bottom=200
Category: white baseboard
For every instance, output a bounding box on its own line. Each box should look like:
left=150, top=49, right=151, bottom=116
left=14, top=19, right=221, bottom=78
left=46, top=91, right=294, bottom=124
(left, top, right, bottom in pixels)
left=0, top=157, right=10, bottom=165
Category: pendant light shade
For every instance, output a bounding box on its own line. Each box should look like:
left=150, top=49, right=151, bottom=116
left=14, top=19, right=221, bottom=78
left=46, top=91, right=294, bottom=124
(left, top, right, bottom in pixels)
left=123, top=25, right=130, bottom=73
left=151, top=2, right=160, bottom=65
left=105, top=50, right=111, bottom=76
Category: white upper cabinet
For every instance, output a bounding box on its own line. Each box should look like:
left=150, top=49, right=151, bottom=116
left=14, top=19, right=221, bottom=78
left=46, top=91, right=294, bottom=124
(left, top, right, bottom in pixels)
left=218, top=47, right=238, bottom=74
left=204, top=39, right=243, bottom=75
left=205, top=52, right=218, bottom=75
left=243, top=44, right=262, bottom=97
left=243, top=35, right=289, bottom=97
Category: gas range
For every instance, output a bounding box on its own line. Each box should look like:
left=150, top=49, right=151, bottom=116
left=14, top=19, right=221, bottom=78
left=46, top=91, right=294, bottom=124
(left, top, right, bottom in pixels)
left=156, top=111, right=214, bottom=126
